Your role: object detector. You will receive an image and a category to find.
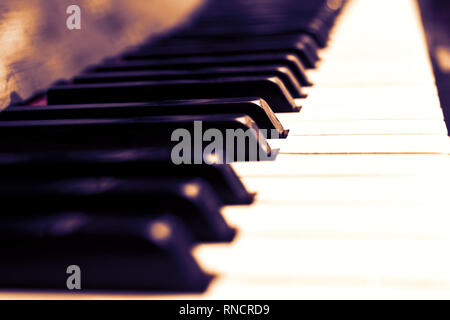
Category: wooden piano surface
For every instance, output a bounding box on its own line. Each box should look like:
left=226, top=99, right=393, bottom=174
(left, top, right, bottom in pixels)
left=0, top=0, right=202, bottom=110
left=1, top=0, right=450, bottom=299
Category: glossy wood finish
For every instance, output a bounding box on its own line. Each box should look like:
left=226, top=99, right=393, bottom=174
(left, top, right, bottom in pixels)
left=0, top=0, right=202, bottom=110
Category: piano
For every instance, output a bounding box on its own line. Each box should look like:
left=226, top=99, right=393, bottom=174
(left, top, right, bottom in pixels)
left=0, top=0, right=449, bottom=299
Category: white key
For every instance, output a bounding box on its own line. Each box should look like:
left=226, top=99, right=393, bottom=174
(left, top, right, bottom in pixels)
left=286, top=120, right=448, bottom=136
left=287, top=86, right=444, bottom=121
left=232, top=154, right=450, bottom=177
left=269, top=135, right=450, bottom=154
left=222, top=203, right=450, bottom=240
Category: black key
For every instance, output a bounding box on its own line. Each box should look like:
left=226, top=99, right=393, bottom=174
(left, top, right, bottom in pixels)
left=0, top=177, right=235, bottom=243
left=127, top=34, right=318, bottom=69
left=173, top=23, right=329, bottom=48
left=0, top=147, right=255, bottom=205
left=0, top=213, right=212, bottom=292
left=177, top=1, right=345, bottom=47
left=4, top=98, right=289, bottom=137
left=0, top=115, right=276, bottom=162
left=48, top=77, right=299, bottom=112
left=90, top=53, right=311, bottom=87
left=295, top=34, right=321, bottom=63
left=75, top=67, right=305, bottom=99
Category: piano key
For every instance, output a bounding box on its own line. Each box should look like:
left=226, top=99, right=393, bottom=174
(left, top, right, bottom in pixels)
left=269, top=135, right=450, bottom=154
left=150, top=33, right=322, bottom=60
left=238, top=175, right=450, bottom=203
left=47, top=78, right=299, bottom=113
left=194, top=238, right=450, bottom=284
left=173, top=21, right=330, bottom=48
left=0, top=213, right=213, bottom=292
left=3, top=98, right=289, bottom=137
left=10, top=208, right=450, bottom=297
left=90, top=53, right=312, bottom=87
left=192, top=0, right=337, bottom=17
left=0, top=177, right=235, bottom=243
left=74, top=67, right=305, bottom=99
left=222, top=202, right=450, bottom=239
left=287, top=85, right=444, bottom=121
left=127, top=34, right=319, bottom=68
left=0, top=115, right=275, bottom=162
left=0, top=147, right=255, bottom=205
left=307, top=59, right=437, bottom=85
left=6, top=281, right=450, bottom=300
left=186, top=1, right=338, bottom=35
left=176, top=277, right=450, bottom=300
left=231, top=153, right=450, bottom=177
left=147, top=32, right=321, bottom=64
left=284, top=119, right=448, bottom=136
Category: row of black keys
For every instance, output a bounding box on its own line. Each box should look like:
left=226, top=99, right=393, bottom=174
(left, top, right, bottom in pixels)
left=0, top=0, right=345, bottom=292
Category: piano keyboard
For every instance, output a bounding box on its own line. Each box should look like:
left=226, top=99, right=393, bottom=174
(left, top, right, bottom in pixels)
left=1, top=0, right=450, bottom=299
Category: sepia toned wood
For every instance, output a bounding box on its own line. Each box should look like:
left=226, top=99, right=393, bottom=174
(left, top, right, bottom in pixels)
left=0, top=0, right=202, bottom=110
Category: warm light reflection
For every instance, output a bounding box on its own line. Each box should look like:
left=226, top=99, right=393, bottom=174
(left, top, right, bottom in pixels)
left=326, top=0, right=343, bottom=11
left=436, top=46, right=450, bottom=72
left=0, top=0, right=203, bottom=109
left=83, top=0, right=113, bottom=15
left=205, top=153, right=220, bottom=164
left=0, top=6, right=38, bottom=107
left=149, top=221, right=172, bottom=242
left=183, top=183, right=200, bottom=198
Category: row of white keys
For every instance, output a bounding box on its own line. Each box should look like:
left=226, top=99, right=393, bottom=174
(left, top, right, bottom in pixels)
left=193, top=0, right=450, bottom=299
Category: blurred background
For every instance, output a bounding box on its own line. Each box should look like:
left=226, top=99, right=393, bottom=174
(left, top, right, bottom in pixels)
left=0, top=0, right=202, bottom=110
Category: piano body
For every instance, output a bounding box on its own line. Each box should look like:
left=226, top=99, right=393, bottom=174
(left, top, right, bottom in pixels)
left=0, top=0, right=449, bottom=299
